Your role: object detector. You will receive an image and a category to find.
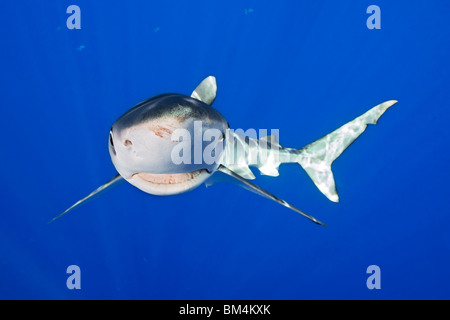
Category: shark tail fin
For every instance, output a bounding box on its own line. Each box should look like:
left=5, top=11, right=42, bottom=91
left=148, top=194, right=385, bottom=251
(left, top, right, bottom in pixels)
left=297, top=100, right=397, bottom=202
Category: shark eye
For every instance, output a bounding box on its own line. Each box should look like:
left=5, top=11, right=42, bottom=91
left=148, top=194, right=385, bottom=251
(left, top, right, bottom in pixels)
left=109, top=132, right=114, bottom=146
left=124, top=139, right=133, bottom=147
left=109, top=131, right=116, bottom=155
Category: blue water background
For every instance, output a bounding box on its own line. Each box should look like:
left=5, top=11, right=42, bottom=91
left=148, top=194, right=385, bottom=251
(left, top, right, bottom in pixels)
left=0, top=1, right=449, bottom=299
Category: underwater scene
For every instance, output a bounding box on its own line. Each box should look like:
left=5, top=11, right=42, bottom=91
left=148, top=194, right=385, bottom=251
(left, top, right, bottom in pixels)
left=0, top=1, right=449, bottom=300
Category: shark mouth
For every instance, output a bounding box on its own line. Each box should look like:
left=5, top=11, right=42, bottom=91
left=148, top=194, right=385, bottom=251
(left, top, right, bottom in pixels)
left=132, top=170, right=205, bottom=185
left=128, top=169, right=210, bottom=195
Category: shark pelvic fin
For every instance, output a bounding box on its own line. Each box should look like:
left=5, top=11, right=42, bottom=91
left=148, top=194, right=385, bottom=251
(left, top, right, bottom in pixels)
left=297, top=100, right=398, bottom=202
left=49, top=174, right=124, bottom=223
left=218, top=165, right=327, bottom=226
left=191, top=76, right=217, bottom=105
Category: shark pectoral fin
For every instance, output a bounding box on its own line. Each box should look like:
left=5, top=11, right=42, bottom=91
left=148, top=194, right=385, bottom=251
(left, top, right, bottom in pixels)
left=191, top=76, right=217, bottom=105
left=49, top=174, right=124, bottom=223
left=204, top=170, right=240, bottom=188
left=218, top=165, right=327, bottom=226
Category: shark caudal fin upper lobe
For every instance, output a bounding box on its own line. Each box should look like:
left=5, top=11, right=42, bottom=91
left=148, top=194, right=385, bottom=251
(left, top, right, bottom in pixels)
left=297, top=100, right=397, bottom=202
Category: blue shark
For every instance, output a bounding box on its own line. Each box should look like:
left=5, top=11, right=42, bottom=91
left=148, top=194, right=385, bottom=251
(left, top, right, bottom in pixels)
left=51, top=76, right=397, bottom=225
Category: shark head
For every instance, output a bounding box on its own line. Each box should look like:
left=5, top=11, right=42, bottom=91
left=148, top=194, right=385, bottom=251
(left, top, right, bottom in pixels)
left=108, top=77, right=228, bottom=195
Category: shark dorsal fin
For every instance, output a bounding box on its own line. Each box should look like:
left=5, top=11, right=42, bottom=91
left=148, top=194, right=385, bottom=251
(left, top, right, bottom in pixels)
left=191, top=76, right=217, bottom=105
